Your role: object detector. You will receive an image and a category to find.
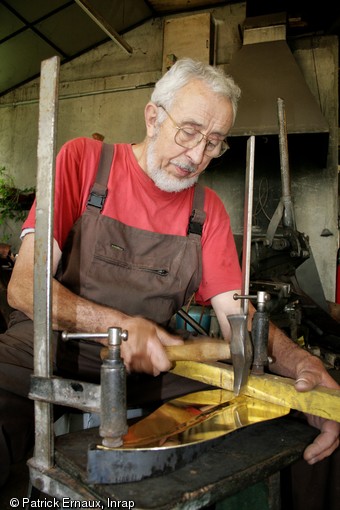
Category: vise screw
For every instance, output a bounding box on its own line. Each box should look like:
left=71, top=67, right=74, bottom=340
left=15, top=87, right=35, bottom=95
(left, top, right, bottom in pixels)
left=234, top=290, right=271, bottom=375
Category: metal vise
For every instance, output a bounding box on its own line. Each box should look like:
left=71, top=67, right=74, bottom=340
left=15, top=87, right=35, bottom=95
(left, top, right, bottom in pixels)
left=62, top=327, right=128, bottom=447
left=230, top=290, right=271, bottom=394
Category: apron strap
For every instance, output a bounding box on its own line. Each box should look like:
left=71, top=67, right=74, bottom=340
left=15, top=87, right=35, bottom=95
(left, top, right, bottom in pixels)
left=86, top=142, right=114, bottom=212
left=86, top=143, right=206, bottom=237
left=187, top=184, right=206, bottom=236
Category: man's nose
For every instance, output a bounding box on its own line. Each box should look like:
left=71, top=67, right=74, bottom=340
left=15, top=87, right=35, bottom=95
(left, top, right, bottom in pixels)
left=186, top=139, right=206, bottom=165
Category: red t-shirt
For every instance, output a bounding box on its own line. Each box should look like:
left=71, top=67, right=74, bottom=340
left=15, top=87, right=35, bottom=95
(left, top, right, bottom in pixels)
left=23, top=137, right=241, bottom=303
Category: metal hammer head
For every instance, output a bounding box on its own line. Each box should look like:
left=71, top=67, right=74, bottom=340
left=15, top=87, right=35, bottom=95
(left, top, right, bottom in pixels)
left=227, top=314, right=253, bottom=395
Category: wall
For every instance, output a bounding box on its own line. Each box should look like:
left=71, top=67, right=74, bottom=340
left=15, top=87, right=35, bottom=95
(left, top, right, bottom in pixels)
left=0, top=3, right=338, bottom=301
left=290, top=36, right=339, bottom=301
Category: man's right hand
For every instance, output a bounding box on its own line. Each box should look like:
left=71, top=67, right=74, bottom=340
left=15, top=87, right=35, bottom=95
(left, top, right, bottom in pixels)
left=120, top=316, right=183, bottom=376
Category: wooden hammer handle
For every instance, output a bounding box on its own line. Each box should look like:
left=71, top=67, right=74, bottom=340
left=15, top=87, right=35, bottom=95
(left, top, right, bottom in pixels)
left=101, top=338, right=230, bottom=362
left=166, top=339, right=230, bottom=362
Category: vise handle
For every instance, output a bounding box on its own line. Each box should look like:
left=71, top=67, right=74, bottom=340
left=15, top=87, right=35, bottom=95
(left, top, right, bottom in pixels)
left=61, top=327, right=128, bottom=345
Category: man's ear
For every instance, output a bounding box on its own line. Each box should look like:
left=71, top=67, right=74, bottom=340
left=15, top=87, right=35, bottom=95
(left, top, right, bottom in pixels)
left=144, top=102, right=158, bottom=137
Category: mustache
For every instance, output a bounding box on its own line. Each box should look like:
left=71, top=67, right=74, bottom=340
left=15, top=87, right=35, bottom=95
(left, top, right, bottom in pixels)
left=170, top=160, right=197, bottom=173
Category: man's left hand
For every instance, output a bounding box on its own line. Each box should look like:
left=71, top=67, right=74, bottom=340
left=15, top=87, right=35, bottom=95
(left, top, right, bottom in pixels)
left=295, top=358, right=340, bottom=464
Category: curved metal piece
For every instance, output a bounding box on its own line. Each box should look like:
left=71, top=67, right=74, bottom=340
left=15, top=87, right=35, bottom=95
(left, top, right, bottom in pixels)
left=86, top=389, right=289, bottom=484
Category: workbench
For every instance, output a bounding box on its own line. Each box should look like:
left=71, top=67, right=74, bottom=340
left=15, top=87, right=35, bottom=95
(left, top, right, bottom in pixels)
left=30, top=414, right=317, bottom=509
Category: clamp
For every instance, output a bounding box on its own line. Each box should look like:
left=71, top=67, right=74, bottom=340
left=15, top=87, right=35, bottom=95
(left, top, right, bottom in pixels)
left=62, top=327, right=128, bottom=447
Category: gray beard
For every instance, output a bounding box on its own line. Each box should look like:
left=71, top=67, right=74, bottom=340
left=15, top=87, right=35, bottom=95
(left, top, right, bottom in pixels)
left=146, top=138, right=199, bottom=193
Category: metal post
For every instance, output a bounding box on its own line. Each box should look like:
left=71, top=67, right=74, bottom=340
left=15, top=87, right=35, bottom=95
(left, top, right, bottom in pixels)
left=33, top=56, right=60, bottom=469
left=241, top=135, right=256, bottom=316
left=277, top=97, right=296, bottom=230
left=228, top=136, right=255, bottom=395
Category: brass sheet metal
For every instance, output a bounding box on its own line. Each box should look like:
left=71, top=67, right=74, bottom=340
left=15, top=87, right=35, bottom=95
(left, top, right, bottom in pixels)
left=171, top=361, right=340, bottom=422
left=121, top=389, right=290, bottom=449
left=87, top=389, right=290, bottom=483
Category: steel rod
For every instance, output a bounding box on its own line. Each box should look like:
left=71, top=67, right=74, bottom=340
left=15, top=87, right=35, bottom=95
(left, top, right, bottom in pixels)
left=177, top=308, right=209, bottom=336
left=241, top=135, right=255, bottom=315
left=277, top=97, right=295, bottom=229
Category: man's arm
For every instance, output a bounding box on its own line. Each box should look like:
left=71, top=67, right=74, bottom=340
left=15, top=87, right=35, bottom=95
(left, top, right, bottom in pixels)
left=7, top=233, right=182, bottom=376
left=211, top=290, right=340, bottom=464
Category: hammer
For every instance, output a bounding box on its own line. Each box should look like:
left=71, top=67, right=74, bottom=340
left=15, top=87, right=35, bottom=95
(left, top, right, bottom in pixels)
left=93, top=308, right=232, bottom=364
left=99, top=337, right=231, bottom=363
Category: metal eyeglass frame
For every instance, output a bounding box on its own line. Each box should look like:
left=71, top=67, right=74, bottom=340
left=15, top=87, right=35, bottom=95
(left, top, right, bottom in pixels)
left=157, top=105, right=230, bottom=158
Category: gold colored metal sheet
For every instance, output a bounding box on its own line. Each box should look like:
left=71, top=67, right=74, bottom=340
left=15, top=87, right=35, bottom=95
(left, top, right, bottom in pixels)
left=171, top=361, right=340, bottom=422
left=122, top=389, right=290, bottom=449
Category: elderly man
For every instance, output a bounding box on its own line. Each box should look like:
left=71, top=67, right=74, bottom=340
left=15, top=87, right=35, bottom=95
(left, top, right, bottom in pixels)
left=0, top=59, right=339, bottom=497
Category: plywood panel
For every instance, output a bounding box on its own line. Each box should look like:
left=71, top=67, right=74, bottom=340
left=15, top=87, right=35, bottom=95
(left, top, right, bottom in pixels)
left=162, top=13, right=213, bottom=73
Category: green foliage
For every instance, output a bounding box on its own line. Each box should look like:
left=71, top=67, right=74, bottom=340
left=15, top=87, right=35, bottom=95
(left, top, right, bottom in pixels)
left=0, top=166, right=35, bottom=225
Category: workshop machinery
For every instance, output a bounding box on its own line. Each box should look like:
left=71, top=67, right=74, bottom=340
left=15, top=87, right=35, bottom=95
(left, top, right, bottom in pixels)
left=244, top=98, right=340, bottom=369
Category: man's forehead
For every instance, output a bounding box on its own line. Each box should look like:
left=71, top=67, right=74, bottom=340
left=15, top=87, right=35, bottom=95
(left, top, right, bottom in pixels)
left=172, top=80, right=231, bottom=112
left=171, top=84, right=232, bottom=133
left=173, top=79, right=214, bottom=103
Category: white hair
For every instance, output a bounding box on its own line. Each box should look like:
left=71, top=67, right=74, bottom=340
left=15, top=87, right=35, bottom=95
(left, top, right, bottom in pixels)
left=151, top=58, right=241, bottom=125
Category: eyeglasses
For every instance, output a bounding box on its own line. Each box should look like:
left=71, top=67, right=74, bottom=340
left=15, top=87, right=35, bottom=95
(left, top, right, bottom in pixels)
left=158, top=105, right=229, bottom=158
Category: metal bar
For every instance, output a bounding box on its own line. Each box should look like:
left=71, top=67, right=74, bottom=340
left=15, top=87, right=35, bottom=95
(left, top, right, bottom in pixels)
left=277, top=97, right=296, bottom=229
left=33, top=55, right=60, bottom=470
left=0, top=81, right=156, bottom=108
left=228, top=136, right=255, bottom=395
left=74, top=0, right=133, bottom=54
left=29, top=377, right=101, bottom=413
left=177, top=308, right=209, bottom=336
left=241, top=135, right=255, bottom=315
